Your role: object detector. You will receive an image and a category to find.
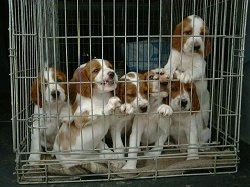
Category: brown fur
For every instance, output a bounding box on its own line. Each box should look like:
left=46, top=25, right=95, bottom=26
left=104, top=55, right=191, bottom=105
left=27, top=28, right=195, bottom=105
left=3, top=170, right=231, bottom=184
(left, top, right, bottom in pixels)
left=201, top=26, right=211, bottom=57
left=172, top=17, right=211, bottom=57
left=167, top=81, right=200, bottom=113
left=172, top=18, right=192, bottom=52
left=115, top=73, right=148, bottom=104
left=57, top=121, right=80, bottom=151
left=31, top=77, right=43, bottom=108
left=70, top=59, right=113, bottom=100
left=30, top=68, right=67, bottom=108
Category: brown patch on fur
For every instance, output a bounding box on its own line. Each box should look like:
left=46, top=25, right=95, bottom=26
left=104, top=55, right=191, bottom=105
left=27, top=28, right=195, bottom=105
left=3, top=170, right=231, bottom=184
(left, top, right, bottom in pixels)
left=73, top=111, right=90, bottom=129
left=116, top=80, right=136, bottom=103
left=52, top=68, right=68, bottom=100
left=70, top=59, right=113, bottom=99
left=115, top=73, right=148, bottom=103
left=172, top=17, right=192, bottom=52
left=31, top=77, right=43, bottom=108
left=172, top=17, right=211, bottom=57
left=58, top=121, right=80, bottom=151
left=184, top=83, right=200, bottom=112
left=30, top=68, right=67, bottom=107
left=200, top=26, right=211, bottom=57
left=167, top=81, right=200, bottom=113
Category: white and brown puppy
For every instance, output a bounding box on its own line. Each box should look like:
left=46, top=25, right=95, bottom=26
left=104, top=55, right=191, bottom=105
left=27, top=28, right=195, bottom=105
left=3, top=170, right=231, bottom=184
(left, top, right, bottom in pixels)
left=53, top=59, right=121, bottom=168
left=162, top=79, right=205, bottom=159
left=28, top=67, right=71, bottom=164
left=122, top=69, right=173, bottom=170
left=110, top=72, right=149, bottom=161
left=164, top=15, right=211, bottom=142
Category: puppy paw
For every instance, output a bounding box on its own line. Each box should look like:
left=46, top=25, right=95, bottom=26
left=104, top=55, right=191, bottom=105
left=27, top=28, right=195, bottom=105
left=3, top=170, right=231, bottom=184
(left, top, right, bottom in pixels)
left=28, top=154, right=41, bottom=165
left=178, top=72, right=192, bottom=83
left=106, top=96, right=121, bottom=113
left=120, top=103, right=134, bottom=114
left=61, top=116, right=73, bottom=124
left=122, top=162, right=137, bottom=170
left=157, top=104, right=173, bottom=116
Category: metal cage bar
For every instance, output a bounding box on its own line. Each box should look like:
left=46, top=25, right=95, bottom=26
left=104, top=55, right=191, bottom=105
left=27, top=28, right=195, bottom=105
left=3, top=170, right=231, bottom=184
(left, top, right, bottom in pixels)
left=8, top=0, right=248, bottom=184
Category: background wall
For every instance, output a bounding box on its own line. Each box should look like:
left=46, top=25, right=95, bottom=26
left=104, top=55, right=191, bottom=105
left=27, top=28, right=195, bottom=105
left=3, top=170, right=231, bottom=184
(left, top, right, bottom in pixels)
left=241, top=2, right=250, bottom=144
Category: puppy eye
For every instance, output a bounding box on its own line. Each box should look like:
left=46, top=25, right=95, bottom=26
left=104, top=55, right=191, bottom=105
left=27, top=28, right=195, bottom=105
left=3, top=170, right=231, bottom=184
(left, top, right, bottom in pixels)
left=149, top=75, right=154, bottom=80
left=160, top=72, right=164, bottom=75
left=171, top=87, right=178, bottom=92
left=183, top=30, right=192, bottom=35
left=57, top=78, right=63, bottom=82
left=127, top=93, right=135, bottom=97
left=93, top=69, right=100, bottom=73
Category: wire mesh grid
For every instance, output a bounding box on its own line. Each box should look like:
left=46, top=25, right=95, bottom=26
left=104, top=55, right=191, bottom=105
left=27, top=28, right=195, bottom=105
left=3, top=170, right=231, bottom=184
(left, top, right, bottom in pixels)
left=8, top=0, right=248, bottom=184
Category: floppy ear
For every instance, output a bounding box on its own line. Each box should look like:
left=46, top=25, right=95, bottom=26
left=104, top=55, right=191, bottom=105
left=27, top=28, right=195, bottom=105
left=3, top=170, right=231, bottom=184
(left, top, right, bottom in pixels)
left=191, top=85, right=200, bottom=112
left=115, top=81, right=125, bottom=104
left=72, top=67, right=92, bottom=98
left=30, top=77, right=42, bottom=108
left=204, top=26, right=211, bottom=57
left=172, top=23, right=182, bottom=52
left=69, top=81, right=77, bottom=106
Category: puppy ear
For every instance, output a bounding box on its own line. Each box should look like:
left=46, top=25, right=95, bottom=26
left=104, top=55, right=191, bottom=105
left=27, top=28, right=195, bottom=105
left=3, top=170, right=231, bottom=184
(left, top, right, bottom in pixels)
left=31, top=77, right=42, bottom=108
left=69, top=81, right=77, bottom=105
left=115, top=81, right=125, bottom=104
left=191, top=85, right=200, bottom=112
left=72, top=67, right=91, bottom=98
left=204, top=26, right=211, bottom=57
left=172, top=23, right=182, bottom=52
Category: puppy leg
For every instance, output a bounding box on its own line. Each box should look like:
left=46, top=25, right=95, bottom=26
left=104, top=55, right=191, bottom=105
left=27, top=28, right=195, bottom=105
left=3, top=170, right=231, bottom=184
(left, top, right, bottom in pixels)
left=97, top=141, right=125, bottom=168
left=28, top=121, right=42, bottom=164
left=144, top=134, right=168, bottom=157
left=122, top=117, right=145, bottom=170
left=185, top=115, right=199, bottom=160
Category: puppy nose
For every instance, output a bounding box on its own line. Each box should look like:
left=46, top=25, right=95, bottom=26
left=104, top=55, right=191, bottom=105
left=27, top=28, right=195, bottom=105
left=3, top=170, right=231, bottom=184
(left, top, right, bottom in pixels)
left=108, top=71, right=115, bottom=79
left=140, top=106, right=148, bottom=113
left=194, top=45, right=201, bottom=51
left=181, top=99, right=188, bottom=107
left=51, top=91, right=60, bottom=98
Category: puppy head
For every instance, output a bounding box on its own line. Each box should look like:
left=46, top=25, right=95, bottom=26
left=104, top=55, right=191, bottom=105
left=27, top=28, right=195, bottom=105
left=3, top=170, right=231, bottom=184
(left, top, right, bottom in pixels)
left=144, top=68, right=169, bottom=98
left=71, top=59, right=118, bottom=98
left=167, top=80, right=200, bottom=112
left=31, top=67, right=67, bottom=107
left=172, top=15, right=211, bottom=57
left=116, top=72, right=149, bottom=113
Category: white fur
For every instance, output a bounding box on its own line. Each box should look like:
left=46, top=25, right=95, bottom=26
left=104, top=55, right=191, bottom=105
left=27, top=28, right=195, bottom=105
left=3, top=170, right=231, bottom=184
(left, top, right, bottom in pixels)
left=122, top=69, right=172, bottom=170
left=165, top=81, right=210, bottom=160
left=109, top=72, right=148, bottom=167
left=53, top=59, right=121, bottom=168
left=28, top=68, right=71, bottom=164
left=164, top=15, right=211, bottom=142
left=53, top=96, right=121, bottom=168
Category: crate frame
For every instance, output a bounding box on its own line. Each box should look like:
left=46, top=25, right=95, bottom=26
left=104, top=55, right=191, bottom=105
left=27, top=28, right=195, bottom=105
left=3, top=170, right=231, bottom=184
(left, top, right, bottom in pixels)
left=8, top=0, right=248, bottom=184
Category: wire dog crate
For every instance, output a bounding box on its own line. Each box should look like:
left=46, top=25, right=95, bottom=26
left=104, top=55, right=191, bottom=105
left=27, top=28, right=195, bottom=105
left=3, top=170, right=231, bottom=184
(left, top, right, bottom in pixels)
left=9, top=0, right=248, bottom=184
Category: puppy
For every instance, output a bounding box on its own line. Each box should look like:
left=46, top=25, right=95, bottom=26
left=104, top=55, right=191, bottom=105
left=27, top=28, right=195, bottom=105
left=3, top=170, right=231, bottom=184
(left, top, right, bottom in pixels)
left=163, top=78, right=205, bottom=159
left=53, top=59, right=121, bottom=168
left=28, top=67, right=71, bottom=164
left=110, top=72, right=149, bottom=162
left=122, top=69, right=173, bottom=170
left=164, top=15, right=211, bottom=142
